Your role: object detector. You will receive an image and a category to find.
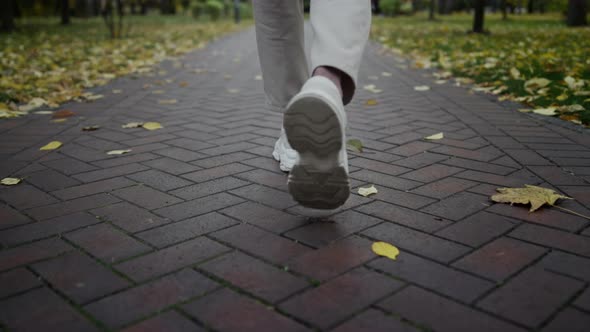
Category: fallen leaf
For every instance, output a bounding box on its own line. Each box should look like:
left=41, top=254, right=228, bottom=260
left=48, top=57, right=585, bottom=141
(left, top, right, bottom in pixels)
left=112, top=89, right=123, bottom=94
left=434, top=80, right=448, bottom=84
left=142, top=122, right=162, bottom=131
left=152, top=90, right=165, bottom=94
left=122, top=122, right=144, bottom=129
left=254, top=75, right=263, bottom=80
left=524, top=78, right=551, bottom=92
left=158, top=99, right=177, bottom=105
left=82, top=125, right=100, bottom=131
left=518, top=109, right=532, bottom=113
left=414, top=85, right=430, bottom=91
left=510, top=67, right=521, bottom=79
left=52, top=110, right=75, bottom=119
left=363, top=84, right=382, bottom=93
left=346, top=139, right=363, bottom=153
left=372, top=241, right=400, bottom=260
left=381, top=71, right=392, bottom=77
left=366, top=99, right=378, bottom=106
left=40, top=141, right=62, bottom=151
left=491, top=185, right=572, bottom=212
left=224, top=74, right=232, bottom=80
left=358, top=185, right=378, bottom=197
left=107, top=149, right=132, bottom=155
left=227, top=89, right=240, bottom=94
left=424, top=132, right=444, bottom=140
left=179, top=81, right=189, bottom=87
left=532, top=107, right=557, bottom=116
left=51, top=118, right=67, bottom=123
left=34, top=111, right=53, bottom=115
left=1, top=177, right=21, bottom=186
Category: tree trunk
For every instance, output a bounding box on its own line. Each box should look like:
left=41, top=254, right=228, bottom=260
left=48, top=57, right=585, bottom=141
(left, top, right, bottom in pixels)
left=473, top=0, right=485, bottom=33
left=438, top=0, right=445, bottom=14
left=429, top=0, right=436, bottom=20
left=501, top=0, right=508, bottom=19
left=567, top=0, right=588, bottom=26
left=61, top=0, right=71, bottom=25
left=527, top=0, right=534, bottom=13
left=1, top=0, right=15, bottom=32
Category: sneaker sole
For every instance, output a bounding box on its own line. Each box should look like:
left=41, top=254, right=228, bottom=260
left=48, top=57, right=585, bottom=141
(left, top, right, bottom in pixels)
left=284, top=93, right=350, bottom=209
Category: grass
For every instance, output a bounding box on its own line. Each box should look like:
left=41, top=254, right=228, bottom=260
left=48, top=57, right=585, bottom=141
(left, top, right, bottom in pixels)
left=372, top=12, right=590, bottom=126
left=0, top=15, right=246, bottom=118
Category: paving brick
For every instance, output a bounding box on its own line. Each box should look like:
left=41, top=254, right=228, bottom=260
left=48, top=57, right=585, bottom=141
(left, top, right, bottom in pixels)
left=85, top=269, right=218, bottom=329
left=0, top=238, right=72, bottom=271
left=43, top=156, right=98, bottom=175
left=529, top=166, right=586, bottom=186
left=153, top=146, right=207, bottom=162
left=191, top=151, right=255, bottom=168
left=453, top=237, right=547, bottom=281
left=91, top=153, right=160, bottom=168
left=122, top=311, right=206, bottom=332
left=421, top=192, right=490, bottom=221
left=409, top=177, right=479, bottom=200
left=220, top=201, right=304, bottom=233
left=91, top=201, right=169, bottom=232
left=401, top=164, right=463, bottom=183
left=509, top=223, right=590, bottom=257
left=51, top=177, right=136, bottom=200
left=136, top=212, right=237, bottom=248
left=73, top=163, right=150, bottom=183
left=288, top=236, right=376, bottom=281
left=538, top=251, right=590, bottom=282
left=503, top=149, right=552, bottom=166
left=116, top=236, right=228, bottom=281
left=541, top=308, right=590, bottom=332
left=351, top=169, right=422, bottom=191
left=24, top=168, right=81, bottom=192
left=331, top=308, right=421, bottom=332
left=211, top=224, right=310, bottom=264
left=201, top=251, right=308, bottom=302
left=141, top=157, right=202, bottom=175
left=113, top=185, right=182, bottom=210
left=348, top=157, right=410, bottom=176
left=230, top=184, right=297, bottom=209
left=169, top=176, right=249, bottom=200
left=392, top=152, right=450, bottom=169
left=0, top=212, right=100, bottom=246
left=388, top=141, right=438, bottom=157
left=574, top=288, right=590, bottom=311
left=381, top=131, right=424, bottom=145
left=368, top=185, right=437, bottom=209
left=182, top=288, right=309, bottom=332
left=126, top=169, right=193, bottom=191
left=455, top=169, right=540, bottom=187
left=0, top=288, right=99, bottom=332
left=0, top=184, right=59, bottom=210
left=32, top=251, right=129, bottom=304
left=431, top=145, right=504, bottom=162
left=356, top=201, right=451, bottom=233
left=25, top=193, right=120, bottom=220
left=155, top=192, right=244, bottom=221
left=0, top=204, right=32, bottom=230
left=0, top=268, right=42, bottom=298
left=66, top=223, right=151, bottom=263
left=478, top=268, right=584, bottom=327
left=280, top=267, right=403, bottom=330
left=181, top=162, right=252, bottom=183
left=165, top=137, right=215, bottom=151
left=284, top=210, right=381, bottom=248
left=235, top=168, right=288, bottom=191
left=491, top=202, right=588, bottom=232
left=435, top=211, right=519, bottom=247
left=378, top=286, right=525, bottom=332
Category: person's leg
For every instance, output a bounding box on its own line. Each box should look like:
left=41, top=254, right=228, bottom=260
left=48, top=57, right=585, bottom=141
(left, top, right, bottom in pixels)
left=283, top=0, right=371, bottom=209
left=252, top=0, right=308, bottom=172
left=309, top=0, right=372, bottom=105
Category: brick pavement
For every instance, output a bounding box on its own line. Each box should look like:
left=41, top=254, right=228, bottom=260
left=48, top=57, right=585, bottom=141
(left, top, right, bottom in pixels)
left=1, top=27, right=590, bottom=331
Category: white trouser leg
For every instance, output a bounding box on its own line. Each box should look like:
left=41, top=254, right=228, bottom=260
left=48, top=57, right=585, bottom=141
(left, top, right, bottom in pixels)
left=252, top=0, right=308, bottom=112
left=309, top=0, right=372, bottom=104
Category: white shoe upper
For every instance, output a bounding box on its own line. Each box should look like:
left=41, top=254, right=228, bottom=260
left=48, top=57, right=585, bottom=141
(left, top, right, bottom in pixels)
left=272, top=127, right=298, bottom=172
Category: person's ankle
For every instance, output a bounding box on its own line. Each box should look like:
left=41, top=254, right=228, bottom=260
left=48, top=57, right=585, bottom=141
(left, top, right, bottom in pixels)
left=312, top=66, right=344, bottom=98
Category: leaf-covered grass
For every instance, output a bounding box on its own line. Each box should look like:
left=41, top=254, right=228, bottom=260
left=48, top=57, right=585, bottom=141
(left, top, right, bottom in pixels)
left=0, top=15, right=245, bottom=117
left=372, top=13, right=590, bottom=126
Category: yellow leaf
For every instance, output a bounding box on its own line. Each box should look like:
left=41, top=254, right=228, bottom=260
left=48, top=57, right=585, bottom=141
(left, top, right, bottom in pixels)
left=122, top=122, right=144, bottom=128
left=40, top=141, right=62, bottom=151
left=158, top=99, right=177, bottom=105
left=142, top=122, right=162, bottom=131
left=524, top=78, right=550, bottom=91
left=363, top=84, right=382, bottom=93
left=491, top=185, right=572, bottom=212
left=1, top=177, right=21, bottom=186
left=366, top=99, right=378, bottom=106
left=152, top=90, right=165, bottom=94
left=424, top=132, right=444, bottom=140
left=414, top=85, right=430, bottom=91
left=82, top=125, right=100, bottom=131
left=372, top=242, right=400, bottom=260
left=346, top=139, right=363, bottom=153
left=254, top=75, right=263, bottom=81
left=358, top=185, right=378, bottom=197
left=107, top=149, right=132, bottom=155
left=556, top=93, right=569, bottom=101
left=112, top=89, right=122, bottom=94
left=510, top=67, right=521, bottom=79
left=51, top=118, right=67, bottom=123
left=227, top=89, right=240, bottom=94
left=381, top=71, right=392, bottom=77
left=532, top=107, right=557, bottom=116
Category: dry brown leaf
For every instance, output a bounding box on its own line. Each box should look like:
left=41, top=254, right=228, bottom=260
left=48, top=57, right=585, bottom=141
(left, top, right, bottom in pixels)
left=52, top=110, right=75, bottom=119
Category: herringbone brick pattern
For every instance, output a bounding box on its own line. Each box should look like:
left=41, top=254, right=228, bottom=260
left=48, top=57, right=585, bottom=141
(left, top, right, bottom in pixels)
left=1, top=28, right=589, bottom=331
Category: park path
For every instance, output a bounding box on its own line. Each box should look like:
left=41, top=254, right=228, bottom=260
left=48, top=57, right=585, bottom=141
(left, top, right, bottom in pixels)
left=1, top=27, right=590, bottom=332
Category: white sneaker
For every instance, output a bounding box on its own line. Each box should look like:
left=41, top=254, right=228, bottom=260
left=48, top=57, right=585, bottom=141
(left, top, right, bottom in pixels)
left=283, top=76, right=350, bottom=210
left=272, top=127, right=298, bottom=172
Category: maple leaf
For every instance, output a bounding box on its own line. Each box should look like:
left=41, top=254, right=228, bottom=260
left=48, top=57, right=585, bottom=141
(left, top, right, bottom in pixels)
left=491, top=185, right=572, bottom=212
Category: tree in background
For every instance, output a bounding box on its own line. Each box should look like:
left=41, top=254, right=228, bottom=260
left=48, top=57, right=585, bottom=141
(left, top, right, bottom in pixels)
left=567, top=0, right=588, bottom=26
left=1, top=0, right=16, bottom=32
left=472, top=0, right=486, bottom=33
left=61, top=0, right=71, bottom=25
left=429, top=0, right=436, bottom=20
